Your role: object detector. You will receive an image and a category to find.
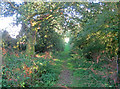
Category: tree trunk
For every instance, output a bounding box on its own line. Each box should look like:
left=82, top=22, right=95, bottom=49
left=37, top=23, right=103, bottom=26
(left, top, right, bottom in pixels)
left=26, top=30, right=36, bottom=57
left=26, top=22, right=36, bottom=58
left=117, top=1, right=120, bottom=85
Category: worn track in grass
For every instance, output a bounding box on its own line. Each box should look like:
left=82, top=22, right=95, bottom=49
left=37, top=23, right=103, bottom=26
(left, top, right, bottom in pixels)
left=54, top=53, right=73, bottom=88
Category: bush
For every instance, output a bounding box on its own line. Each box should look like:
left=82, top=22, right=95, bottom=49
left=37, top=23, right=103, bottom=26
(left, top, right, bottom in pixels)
left=2, top=53, right=59, bottom=87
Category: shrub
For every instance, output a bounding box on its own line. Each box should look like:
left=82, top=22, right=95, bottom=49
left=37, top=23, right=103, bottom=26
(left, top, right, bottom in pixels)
left=2, top=53, right=58, bottom=87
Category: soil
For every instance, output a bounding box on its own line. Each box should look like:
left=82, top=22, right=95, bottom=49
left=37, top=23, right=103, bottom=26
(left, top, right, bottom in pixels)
left=55, top=58, right=73, bottom=88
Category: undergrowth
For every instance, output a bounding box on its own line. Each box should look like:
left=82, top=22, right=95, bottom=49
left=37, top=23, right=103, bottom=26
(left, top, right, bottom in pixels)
left=67, top=53, right=116, bottom=87
left=2, top=53, right=61, bottom=87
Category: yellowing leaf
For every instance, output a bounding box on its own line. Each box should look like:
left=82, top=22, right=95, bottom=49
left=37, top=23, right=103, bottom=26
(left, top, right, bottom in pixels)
left=40, top=63, right=43, bottom=65
left=46, top=15, right=52, bottom=20
left=13, top=46, right=17, bottom=48
left=109, top=72, right=113, bottom=74
left=53, top=59, right=59, bottom=61
left=44, top=35, right=47, bottom=38
left=105, top=25, right=109, bottom=28
left=32, top=22, right=37, bottom=26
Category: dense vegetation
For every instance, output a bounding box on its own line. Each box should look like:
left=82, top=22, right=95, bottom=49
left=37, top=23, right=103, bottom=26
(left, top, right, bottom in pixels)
left=1, top=1, right=120, bottom=88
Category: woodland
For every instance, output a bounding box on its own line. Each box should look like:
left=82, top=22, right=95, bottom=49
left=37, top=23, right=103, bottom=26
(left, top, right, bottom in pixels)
left=1, top=1, right=120, bottom=88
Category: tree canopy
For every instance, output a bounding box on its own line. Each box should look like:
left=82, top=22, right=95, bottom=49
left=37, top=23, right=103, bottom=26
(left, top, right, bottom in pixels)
left=1, top=1, right=120, bottom=87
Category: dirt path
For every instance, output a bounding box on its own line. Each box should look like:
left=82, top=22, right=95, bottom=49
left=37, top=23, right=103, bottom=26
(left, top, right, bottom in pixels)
left=56, top=59, right=73, bottom=87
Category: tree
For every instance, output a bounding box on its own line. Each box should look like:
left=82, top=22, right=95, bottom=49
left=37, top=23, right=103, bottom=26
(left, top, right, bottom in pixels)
left=2, top=1, right=66, bottom=57
left=2, top=30, right=17, bottom=48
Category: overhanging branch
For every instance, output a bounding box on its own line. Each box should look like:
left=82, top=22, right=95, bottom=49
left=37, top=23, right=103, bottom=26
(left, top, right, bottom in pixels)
left=7, top=2, right=19, bottom=10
